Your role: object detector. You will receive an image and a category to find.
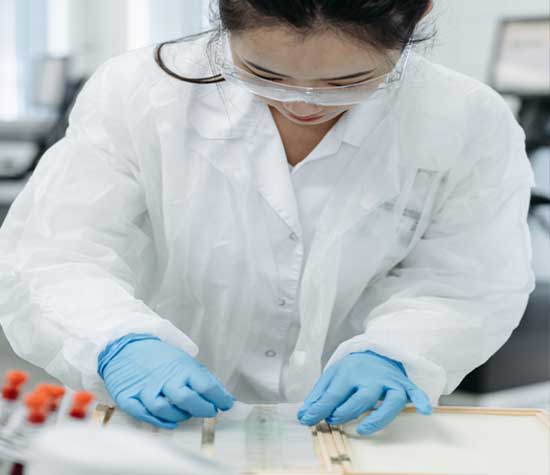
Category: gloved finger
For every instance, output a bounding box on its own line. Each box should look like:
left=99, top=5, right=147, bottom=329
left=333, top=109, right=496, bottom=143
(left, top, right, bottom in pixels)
left=163, top=380, right=218, bottom=418
left=357, top=387, right=407, bottom=436
left=140, top=379, right=193, bottom=423
left=403, top=383, right=432, bottom=415
left=297, top=366, right=337, bottom=419
left=325, top=385, right=383, bottom=425
left=299, top=376, right=354, bottom=426
left=140, top=394, right=192, bottom=423
left=188, top=370, right=234, bottom=411
left=118, top=397, right=177, bottom=430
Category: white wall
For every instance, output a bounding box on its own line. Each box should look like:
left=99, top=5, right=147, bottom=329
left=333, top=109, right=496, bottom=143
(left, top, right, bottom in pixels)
left=65, top=0, right=206, bottom=78
left=428, top=0, right=549, bottom=82
left=63, top=0, right=128, bottom=78
left=0, top=0, right=18, bottom=117
left=149, top=0, right=204, bottom=44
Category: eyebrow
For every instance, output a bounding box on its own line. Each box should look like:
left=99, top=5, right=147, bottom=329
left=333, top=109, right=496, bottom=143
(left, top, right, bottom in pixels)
left=242, top=59, right=375, bottom=81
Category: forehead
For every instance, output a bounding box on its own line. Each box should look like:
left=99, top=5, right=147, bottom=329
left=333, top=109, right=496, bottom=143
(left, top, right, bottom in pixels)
left=229, top=27, right=389, bottom=79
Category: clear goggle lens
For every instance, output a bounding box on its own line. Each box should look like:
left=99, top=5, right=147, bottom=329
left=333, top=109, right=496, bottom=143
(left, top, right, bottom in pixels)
left=212, top=32, right=413, bottom=106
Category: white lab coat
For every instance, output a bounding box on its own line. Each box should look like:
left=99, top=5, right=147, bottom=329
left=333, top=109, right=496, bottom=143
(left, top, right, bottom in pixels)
left=0, top=37, right=535, bottom=405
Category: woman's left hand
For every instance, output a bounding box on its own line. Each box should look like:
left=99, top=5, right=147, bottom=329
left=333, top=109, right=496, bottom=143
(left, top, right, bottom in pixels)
left=297, top=351, right=432, bottom=435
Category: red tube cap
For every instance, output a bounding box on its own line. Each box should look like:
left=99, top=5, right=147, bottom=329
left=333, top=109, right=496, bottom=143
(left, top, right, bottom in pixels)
left=35, top=384, right=66, bottom=412
left=69, top=391, right=95, bottom=419
left=2, top=370, right=29, bottom=401
left=24, top=392, right=48, bottom=424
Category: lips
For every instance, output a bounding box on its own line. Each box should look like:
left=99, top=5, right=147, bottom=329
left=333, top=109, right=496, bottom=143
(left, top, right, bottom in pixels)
left=287, top=112, right=324, bottom=122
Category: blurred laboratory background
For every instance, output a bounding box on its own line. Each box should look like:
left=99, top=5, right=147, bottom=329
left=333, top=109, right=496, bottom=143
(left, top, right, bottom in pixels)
left=0, top=0, right=549, bottom=408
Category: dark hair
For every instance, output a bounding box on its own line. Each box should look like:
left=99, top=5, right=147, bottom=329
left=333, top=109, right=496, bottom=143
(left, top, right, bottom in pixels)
left=154, top=0, right=433, bottom=84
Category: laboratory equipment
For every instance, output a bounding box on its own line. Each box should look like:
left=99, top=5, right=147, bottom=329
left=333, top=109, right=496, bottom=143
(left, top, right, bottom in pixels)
left=1, top=392, right=48, bottom=446
left=101, top=402, right=320, bottom=472
left=489, top=17, right=550, bottom=153
left=490, top=17, right=550, bottom=97
left=0, top=62, right=85, bottom=182
left=0, top=372, right=28, bottom=427
left=4, top=392, right=49, bottom=475
left=0, top=56, right=69, bottom=183
left=68, top=392, right=94, bottom=420
left=211, top=31, right=413, bottom=106
left=96, top=403, right=549, bottom=474
left=34, top=384, right=65, bottom=416
left=0, top=372, right=78, bottom=472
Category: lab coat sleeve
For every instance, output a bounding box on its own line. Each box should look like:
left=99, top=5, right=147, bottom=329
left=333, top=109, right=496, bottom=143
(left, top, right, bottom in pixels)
left=0, top=57, right=198, bottom=401
left=326, top=88, right=536, bottom=405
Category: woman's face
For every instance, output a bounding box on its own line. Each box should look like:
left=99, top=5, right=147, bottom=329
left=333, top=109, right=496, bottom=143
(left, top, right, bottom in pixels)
left=229, top=27, right=396, bottom=127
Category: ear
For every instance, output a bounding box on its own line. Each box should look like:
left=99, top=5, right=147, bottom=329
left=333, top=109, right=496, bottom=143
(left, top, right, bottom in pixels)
left=422, top=1, right=433, bottom=18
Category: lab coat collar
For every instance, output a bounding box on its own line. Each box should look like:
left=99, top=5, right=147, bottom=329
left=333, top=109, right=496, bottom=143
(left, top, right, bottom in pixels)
left=151, top=35, right=250, bottom=139
left=149, top=74, right=403, bottom=236
left=249, top=89, right=394, bottom=171
left=151, top=53, right=394, bottom=148
left=295, top=109, right=348, bottom=165
left=150, top=75, right=304, bottom=234
left=150, top=38, right=261, bottom=140
left=152, top=42, right=455, bottom=171
left=339, top=90, right=400, bottom=148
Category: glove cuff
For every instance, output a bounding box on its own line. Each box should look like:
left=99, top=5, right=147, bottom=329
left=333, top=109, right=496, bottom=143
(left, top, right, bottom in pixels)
left=354, top=350, right=408, bottom=376
left=97, top=333, right=161, bottom=379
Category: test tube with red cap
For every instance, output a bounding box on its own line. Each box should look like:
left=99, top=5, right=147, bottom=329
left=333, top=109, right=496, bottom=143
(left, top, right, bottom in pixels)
left=68, top=391, right=95, bottom=420
left=1, top=387, right=52, bottom=444
left=6, top=393, right=49, bottom=475
left=5, top=391, right=49, bottom=440
left=24, top=393, right=48, bottom=427
left=0, top=371, right=28, bottom=427
left=34, top=384, right=66, bottom=423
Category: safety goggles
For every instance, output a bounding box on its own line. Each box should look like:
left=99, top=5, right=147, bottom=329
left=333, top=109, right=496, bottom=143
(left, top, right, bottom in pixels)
left=212, top=32, right=413, bottom=106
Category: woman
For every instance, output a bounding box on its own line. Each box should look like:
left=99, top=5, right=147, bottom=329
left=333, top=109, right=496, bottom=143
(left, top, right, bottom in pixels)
left=0, top=0, right=535, bottom=436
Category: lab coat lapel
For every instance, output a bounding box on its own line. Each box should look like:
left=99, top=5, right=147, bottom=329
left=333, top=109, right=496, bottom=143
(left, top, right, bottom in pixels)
left=150, top=77, right=301, bottom=234
left=249, top=106, right=302, bottom=235
left=149, top=75, right=257, bottom=184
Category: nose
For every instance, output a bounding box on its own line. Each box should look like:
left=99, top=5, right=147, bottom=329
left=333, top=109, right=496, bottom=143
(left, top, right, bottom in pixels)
left=283, top=101, right=324, bottom=118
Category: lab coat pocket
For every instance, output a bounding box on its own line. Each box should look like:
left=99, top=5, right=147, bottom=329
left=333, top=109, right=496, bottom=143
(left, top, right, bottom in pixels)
left=367, top=204, right=419, bottom=281
left=373, top=169, right=445, bottom=280
left=381, top=201, right=421, bottom=247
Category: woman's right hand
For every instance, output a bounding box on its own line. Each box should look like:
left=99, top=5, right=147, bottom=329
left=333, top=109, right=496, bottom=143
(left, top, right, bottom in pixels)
left=98, top=334, right=235, bottom=428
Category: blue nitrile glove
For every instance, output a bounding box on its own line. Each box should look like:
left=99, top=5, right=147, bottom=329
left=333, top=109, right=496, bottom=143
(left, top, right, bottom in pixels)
left=98, top=334, right=235, bottom=429
left=297, top=351, right=432, bottom=435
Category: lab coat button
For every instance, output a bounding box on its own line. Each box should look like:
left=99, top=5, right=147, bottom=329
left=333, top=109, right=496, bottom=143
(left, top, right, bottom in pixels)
left=289, top=232, right=299, bottom=241
left=265, top=350, right=277, bottom=358
left=277, top=298, right=286, bottom=307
